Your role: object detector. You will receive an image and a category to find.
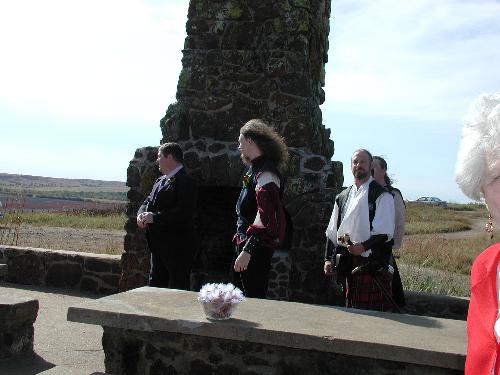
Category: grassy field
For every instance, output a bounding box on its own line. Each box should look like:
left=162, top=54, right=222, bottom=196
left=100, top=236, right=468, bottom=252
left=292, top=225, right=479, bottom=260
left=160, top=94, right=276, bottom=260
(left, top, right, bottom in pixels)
left=405, top=202, right=487, bottom=234
left=2, top=211, right=127, bottom=231
left=396, top=202, right=493, bottom=296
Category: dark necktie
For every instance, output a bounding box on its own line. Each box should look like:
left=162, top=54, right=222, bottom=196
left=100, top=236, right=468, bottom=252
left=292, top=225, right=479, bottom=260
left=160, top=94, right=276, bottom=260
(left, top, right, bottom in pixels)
left=152, top=176, right=168, bottom=204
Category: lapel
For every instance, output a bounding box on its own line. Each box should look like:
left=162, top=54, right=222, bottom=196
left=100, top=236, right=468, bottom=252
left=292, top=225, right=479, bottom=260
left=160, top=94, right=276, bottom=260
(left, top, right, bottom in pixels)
left=156, top=168, right=184, bottom=198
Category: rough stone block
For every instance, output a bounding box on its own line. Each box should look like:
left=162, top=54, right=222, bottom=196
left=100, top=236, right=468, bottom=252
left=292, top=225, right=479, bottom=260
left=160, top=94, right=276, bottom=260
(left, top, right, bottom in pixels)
left=0, top=296, right=39, bottom=358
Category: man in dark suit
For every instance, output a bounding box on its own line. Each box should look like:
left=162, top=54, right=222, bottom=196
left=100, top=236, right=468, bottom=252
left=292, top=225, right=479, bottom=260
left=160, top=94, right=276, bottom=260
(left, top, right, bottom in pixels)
left=137, top=142, right=197, bottom=290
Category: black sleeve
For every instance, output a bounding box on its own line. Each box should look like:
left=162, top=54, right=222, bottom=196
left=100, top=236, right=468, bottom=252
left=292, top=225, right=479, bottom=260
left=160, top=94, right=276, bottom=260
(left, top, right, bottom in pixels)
left=361, top=234, right=388, bottom=251
left=324, top=238, right=335, bottom=262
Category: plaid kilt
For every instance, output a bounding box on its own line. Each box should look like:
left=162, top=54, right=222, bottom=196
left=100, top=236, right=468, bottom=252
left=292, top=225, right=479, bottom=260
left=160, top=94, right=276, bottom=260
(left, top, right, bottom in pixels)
left=346, top=256, right=393, bottom=312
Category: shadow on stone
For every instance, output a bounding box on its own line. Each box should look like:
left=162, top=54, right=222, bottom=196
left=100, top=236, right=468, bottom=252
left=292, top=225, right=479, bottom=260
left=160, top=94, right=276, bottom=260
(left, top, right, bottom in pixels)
left=335, top=306, right=444, bottom=329
left=0, top=352, right=54, bottom=375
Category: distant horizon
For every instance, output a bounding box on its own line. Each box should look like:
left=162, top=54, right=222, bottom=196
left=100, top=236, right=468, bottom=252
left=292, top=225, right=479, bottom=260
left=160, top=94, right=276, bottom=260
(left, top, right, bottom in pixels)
left=0, top=170, right=480, bottom=205
left=0, top=171, right=126, bottom=184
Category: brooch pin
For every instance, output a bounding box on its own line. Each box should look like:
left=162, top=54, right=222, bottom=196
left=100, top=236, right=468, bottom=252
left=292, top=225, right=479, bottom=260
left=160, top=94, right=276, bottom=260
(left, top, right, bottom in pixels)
left=242, top=173, right=251, bottom=187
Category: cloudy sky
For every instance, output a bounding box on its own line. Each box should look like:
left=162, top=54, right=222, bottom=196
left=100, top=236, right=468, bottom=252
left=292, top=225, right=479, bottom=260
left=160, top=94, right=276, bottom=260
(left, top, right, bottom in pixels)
left=1, top=0, right=499, bottom=203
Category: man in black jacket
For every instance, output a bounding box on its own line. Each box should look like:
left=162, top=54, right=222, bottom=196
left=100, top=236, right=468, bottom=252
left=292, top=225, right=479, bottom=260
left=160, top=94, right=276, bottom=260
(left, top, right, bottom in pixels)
left=137, top=142, right=197, bottom=290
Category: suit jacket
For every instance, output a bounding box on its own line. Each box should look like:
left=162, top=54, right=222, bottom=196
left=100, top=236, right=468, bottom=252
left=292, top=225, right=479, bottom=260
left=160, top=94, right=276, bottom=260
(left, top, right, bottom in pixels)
left=466, top=242, right=500, bottom=375
left=138, top=167, right=198, bottom=258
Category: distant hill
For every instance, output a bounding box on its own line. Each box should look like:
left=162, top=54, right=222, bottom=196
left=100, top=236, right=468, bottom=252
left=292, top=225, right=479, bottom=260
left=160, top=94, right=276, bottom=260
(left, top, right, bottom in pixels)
left=0, top=173, right=127, bottom=203
left=0, top=173, right=126, bottom=190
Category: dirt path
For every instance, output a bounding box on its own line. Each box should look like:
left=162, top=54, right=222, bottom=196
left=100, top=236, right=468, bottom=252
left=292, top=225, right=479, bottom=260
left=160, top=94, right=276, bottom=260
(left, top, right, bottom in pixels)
left=1, top=224, right=125, bottom=254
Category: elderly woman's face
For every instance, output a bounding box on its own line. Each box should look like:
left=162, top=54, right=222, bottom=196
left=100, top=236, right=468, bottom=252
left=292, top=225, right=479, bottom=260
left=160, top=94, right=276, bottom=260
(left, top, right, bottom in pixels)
left=482, top=157, right=500, bottom=225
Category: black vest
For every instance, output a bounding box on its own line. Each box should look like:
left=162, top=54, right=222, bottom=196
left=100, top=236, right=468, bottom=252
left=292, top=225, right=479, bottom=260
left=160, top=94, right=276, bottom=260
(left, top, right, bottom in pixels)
left=336, top=180, right=388, bottom=230
left=335, top=180, right=393, bottom=262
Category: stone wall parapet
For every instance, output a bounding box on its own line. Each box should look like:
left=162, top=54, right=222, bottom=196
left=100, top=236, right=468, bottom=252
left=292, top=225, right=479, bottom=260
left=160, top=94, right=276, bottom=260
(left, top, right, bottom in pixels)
left=0, top=245, right=121, bottom=294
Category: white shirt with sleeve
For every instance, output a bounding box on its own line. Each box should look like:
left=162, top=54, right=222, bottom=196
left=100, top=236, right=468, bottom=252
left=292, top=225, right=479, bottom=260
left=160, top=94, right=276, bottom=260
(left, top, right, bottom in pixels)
left=392, top=189, right=406, bottom=250
left=325, top=177, right=395, bottom=257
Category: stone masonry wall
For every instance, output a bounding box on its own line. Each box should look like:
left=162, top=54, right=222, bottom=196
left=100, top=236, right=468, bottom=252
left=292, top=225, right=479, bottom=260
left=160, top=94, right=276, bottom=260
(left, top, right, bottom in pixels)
left=122, top=144, right=343, bottom=303
left=161, top=0, right=334, bottom=158
left=102, top=328, right=463, bottom=375
left=0, top=245, right=120, bottom=294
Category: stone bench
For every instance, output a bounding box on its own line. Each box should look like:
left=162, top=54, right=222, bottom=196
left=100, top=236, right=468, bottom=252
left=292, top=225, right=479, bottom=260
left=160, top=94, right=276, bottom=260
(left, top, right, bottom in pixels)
left=68, top=287, right=466, bottom=375
left=0, top=295, right=39, bottom=358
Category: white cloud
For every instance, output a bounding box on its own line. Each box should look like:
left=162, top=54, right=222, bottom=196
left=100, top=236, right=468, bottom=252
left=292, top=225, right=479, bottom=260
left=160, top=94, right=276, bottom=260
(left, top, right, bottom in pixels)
left=0, top=0, right=188, bottom=128
left=326, top=0, right=500, bottom=122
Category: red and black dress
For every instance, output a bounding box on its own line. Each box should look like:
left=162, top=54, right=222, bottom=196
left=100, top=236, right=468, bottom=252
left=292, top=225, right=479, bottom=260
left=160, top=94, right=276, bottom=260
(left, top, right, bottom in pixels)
left=232, top=155, right=286, bottom=298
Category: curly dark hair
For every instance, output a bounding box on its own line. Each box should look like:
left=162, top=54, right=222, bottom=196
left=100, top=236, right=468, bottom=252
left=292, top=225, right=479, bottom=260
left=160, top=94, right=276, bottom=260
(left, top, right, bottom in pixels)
left=240, top=119, right=289, bottom=172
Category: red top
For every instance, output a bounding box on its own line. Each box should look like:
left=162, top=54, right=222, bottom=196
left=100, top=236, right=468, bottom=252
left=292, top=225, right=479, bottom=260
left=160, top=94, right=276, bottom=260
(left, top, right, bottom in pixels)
left=466, top=243, right=500, bottom=375
left=246, top=180, right=286, bottom=249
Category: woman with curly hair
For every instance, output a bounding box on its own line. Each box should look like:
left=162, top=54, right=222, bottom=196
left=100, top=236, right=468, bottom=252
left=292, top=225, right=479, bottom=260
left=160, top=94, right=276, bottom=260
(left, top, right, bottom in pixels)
left=455, top=93, right=500, bottom=374
left=232, top=119, right=289, bottom=298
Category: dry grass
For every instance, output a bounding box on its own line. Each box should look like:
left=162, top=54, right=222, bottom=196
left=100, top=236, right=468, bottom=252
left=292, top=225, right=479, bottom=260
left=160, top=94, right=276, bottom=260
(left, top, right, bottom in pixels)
left=396, top=233, right=498, bottom=275
left=1, top=209, right=127, bottom=231
left=405, top=202, right=482, bottom=234
left=398, top=263, right=470, bottom=296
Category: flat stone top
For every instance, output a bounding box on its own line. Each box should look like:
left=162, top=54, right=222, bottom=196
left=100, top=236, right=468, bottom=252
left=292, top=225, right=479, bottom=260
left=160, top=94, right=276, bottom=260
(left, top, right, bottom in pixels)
left=0, top=294, right=39, bottom=326
left=68, top=287, right=466, bottom=370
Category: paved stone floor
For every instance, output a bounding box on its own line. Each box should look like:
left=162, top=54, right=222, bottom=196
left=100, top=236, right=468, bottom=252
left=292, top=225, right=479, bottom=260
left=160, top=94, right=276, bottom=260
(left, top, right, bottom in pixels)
left=0, top=281, right=105, bottom=375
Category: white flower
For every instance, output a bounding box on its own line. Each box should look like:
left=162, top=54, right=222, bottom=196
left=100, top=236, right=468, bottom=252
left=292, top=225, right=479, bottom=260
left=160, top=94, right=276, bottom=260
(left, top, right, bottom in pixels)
left=198, top=283, right=245, bottom=305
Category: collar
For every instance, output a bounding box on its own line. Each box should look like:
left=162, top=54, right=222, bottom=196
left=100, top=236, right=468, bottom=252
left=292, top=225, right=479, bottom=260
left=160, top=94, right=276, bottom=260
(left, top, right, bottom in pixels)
left=353, top=176, right=373, bottom=193
left=164, top=165, right=183, bottom=181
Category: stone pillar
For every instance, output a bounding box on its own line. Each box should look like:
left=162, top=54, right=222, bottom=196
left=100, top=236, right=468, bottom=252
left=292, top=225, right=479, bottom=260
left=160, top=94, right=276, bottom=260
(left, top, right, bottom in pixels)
left=121, top=0, right=343, bottom=303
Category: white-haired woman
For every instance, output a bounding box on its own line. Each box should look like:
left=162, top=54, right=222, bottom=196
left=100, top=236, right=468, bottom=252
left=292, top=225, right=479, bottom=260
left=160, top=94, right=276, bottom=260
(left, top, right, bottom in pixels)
left=455, top=93, right=500, bottom=375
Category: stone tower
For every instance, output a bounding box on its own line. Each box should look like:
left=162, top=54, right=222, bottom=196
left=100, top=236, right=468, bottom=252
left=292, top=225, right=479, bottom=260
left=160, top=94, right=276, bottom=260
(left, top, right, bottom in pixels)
left=121, top=0, right=343, bottom=304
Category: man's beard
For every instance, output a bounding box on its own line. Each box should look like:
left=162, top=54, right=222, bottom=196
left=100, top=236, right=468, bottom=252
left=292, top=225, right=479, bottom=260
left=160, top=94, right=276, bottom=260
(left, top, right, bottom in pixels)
left=354, top=170, right=369, bottom=180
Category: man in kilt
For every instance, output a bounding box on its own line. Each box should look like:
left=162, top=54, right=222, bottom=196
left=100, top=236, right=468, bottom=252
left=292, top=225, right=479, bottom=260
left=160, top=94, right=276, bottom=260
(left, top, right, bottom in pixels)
left=324, top=149, right=396, bottom=311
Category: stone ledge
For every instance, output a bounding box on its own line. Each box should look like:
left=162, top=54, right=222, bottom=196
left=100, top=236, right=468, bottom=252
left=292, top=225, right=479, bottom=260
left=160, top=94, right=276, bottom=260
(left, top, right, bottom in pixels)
left=0, top=245, right=121, bottom=294
left=67, top=287, right=466, bottom=371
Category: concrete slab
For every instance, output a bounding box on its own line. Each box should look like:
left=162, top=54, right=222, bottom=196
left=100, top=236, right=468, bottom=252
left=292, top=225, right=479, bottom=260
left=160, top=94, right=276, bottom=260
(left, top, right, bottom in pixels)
left=68, top=287, right=467, bottom=371
left=0, top=282, right=105, bottom=375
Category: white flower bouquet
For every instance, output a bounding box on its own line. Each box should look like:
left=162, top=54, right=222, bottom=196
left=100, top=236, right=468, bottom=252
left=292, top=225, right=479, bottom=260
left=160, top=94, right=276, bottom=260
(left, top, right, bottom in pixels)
left=198, top=283, right=245, bottom=320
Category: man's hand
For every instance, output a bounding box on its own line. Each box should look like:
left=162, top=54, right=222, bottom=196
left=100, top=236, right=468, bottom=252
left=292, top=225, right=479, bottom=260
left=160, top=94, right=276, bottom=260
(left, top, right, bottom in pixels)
left=324, top=260, right=333, bottom=275
left=347, top=242, right=365, bottom=256
left=234, top=251, right=251, bottom=273
left=137, top=212, right=154, bottom=229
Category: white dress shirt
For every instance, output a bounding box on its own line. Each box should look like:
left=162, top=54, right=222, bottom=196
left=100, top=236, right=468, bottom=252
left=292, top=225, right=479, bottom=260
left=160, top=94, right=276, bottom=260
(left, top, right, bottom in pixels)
left=392, top=189, right=406, bottom=249
left=326, top=177, right=395, bottom=256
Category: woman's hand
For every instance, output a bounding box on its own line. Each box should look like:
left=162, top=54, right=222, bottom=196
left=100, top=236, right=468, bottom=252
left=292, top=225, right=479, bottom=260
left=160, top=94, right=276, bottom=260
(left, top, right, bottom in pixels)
left=234, top=251, right=251, bottom=272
